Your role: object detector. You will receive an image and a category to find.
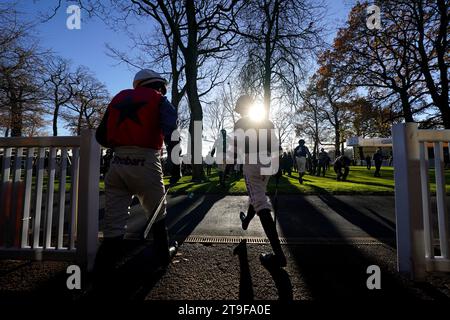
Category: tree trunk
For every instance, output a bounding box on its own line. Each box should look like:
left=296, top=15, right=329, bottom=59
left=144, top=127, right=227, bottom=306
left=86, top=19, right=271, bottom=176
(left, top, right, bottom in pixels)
left=171, top=73, right=181, bottom=110
left=334, top=112, right=340, bottom=155
left=77, top=112, right=82, bottom=136
left=441, top=106, right=450, bottom=129
left=314, top=134, right=319, bottom=155
left=263, top=39, right=272, bottom=116
left=188, top=115, right=204, bottom=182
left=334, top=129, right=340, bottom=155
left=170, top=42, right=182, bottom=110
left=185, top=0, right=204, bottom=181
left=400, top=90, right=414, bottom=122
left=436, top=0, right=449, bottom=128
left=53, top=104, right=59, bottom=136
left=185, top=68, right=204, bottom=181
left=313, top=139, right=318, bottom=157
left=314, top=109, right=319, bottom=155
left=415, top=0, right=449, bottom=128
left=11, top=102, right=23, bottom=137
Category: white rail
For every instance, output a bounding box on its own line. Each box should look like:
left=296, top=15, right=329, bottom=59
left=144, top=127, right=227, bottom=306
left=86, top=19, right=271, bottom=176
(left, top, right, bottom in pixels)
left=0, top=130, right=100, bottom=271
left=393, top=123, right=450, bottom=280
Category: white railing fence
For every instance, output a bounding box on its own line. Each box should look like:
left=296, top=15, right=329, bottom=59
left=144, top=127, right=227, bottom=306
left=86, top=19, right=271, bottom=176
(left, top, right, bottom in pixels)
left=0, top=130, right=100, bottom=271
left=393, top=123, right=450, bottom=280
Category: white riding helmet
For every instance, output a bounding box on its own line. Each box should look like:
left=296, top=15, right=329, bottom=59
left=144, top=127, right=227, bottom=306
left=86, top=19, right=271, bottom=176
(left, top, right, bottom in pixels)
left=133, top=69, right=168, bottom=89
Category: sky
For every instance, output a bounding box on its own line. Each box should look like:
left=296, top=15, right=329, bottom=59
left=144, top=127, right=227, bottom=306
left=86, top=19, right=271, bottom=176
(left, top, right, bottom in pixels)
left=13, top=0, right=353, bottom=151
left=17, top=1, right=136, bottom=94
left=16, top=0, right=352, bottom=94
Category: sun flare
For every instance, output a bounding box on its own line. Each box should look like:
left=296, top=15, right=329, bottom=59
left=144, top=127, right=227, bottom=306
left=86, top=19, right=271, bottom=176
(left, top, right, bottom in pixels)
left=248, top=102, right=266, bottom=122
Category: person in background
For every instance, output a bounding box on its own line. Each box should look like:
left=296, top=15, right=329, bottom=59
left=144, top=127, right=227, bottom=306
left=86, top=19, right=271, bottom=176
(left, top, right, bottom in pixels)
left=205, top=151, right=214, bottom=176
left=334, top=152, right=351, bottom=181
left=316, top=148, right=329, bottom=177
left=388, top=152, right=393, bottom=166
left=294, top=139, right=311, bottom=184
left=211, top=128, right=230, bottom=187
left=373, top=147, right=383, bottom=177
left=275, top=147, right=284, bottom=185
left=324, top=152, right=331, bottom=171
left=309, top=153, right=317, bottom=175
left=365, top=155, right=371, bottom=170
left=282, top=151, right=293, bottom=177
left=292, top=152, right=298, bottom=172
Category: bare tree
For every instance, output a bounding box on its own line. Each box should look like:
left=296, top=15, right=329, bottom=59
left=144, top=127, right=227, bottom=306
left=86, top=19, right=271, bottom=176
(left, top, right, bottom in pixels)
left=127, top=0, right=242, bottom=181
left=62, top=67, right=109, bottom=135
left=43, top=56, right=75, bottom=136
left=177, top=100, right=190, bottom=130
left=204, top=96, right=232, bottom=142
left=106, top=0, right=188, bottom=111
left=0, top=4, right=47, bottom=137
left=271, top=105, right=294, bottom=146
left=22, top=115, right=49, bottom=137
left=222, top=81, right=238, bottom=126
left=233, top=0, right=325, bottom=115
left=44, top=1, right=248, bottom=180
left=294, top=78, right=331, bottom=155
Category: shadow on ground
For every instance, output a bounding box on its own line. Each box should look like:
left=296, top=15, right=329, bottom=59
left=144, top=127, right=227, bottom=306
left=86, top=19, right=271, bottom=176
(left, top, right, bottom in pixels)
left=86, top=193, right=226, bottom=300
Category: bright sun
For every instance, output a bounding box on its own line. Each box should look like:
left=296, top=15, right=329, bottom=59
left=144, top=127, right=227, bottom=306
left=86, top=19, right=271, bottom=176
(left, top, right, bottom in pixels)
left=248, top=102, right=266, bottom=122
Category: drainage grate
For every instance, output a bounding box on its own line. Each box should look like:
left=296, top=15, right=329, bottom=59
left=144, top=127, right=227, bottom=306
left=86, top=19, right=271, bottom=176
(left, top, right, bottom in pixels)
left=181, top=235, right=391, bottom=246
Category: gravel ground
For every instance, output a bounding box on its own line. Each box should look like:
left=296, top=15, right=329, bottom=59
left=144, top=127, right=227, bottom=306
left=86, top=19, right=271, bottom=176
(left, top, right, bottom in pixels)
left=145, top=243, right=450, bottom=301
left=1, top=242, right=449, bottom=302
left=0, top=259, right=73, bottom=302
left=0, top=243, right=450, bottom=303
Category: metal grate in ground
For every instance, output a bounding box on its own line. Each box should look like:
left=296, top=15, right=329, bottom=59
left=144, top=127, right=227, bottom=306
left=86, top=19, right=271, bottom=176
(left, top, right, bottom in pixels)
left=181, top=235, right=393, bottom=246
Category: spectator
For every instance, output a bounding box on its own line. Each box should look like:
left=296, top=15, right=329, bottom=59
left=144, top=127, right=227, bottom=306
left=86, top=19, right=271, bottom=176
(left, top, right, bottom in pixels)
left=334, top=152, right=351, bottom=181
left=309, top=153, right=317, bottom=175
left=324, top=153, right=331, bottom=171
left=211, top=128, right=231, bottom=187
left=316, top=148, right=329, bottom=177
left=275, top=147, right=283, bottom=185
left=282, top=152, right=293, bottom=176
left=365, top=155, right=371, bottom=170
left=388, top=152, right=393, bottom=166
left=373, top=148, right=383, bottom=177
left=292, top=152, right=298, bottom=172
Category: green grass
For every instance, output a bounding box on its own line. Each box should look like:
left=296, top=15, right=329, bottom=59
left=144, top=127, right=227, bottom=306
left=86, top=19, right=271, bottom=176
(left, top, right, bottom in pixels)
left=29, top=176, right=105, bottom=193
left=23, top=166, right=450, bottom=195
left=163, top=166, right=450, bottom=195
